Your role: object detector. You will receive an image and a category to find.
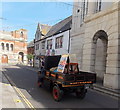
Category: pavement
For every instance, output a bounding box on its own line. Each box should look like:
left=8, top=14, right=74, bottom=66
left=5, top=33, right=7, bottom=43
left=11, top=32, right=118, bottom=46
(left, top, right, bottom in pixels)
left=0, top=64, right=26, bottom=109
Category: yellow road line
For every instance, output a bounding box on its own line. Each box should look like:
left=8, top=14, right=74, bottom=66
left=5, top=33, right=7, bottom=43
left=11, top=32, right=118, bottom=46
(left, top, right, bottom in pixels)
left=3, top=72, right=36, bottom=110
left=14, top=86, right=36, bottom=110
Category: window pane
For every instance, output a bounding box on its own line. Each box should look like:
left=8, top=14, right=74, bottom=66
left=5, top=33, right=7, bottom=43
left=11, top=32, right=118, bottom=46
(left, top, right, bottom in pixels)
left=11, top=44, right=13, bottom=51
left=1, top=43, right=4, bottom=50
left=55, top=36, right=63, bottom=49
left=6, top=44, right=9, bottom=51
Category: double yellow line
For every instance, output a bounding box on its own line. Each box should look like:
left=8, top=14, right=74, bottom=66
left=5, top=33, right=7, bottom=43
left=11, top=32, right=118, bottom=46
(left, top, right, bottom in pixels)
left=3, top=71, right=36, bottom=110
left=13, top=86, right=36, bottom=110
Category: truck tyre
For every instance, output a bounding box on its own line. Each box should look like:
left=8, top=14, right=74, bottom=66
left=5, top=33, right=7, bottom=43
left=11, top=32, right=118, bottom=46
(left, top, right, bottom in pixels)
left=76, top=88, right=86, bottom=99
left=52, top=85, right=63, bottom=101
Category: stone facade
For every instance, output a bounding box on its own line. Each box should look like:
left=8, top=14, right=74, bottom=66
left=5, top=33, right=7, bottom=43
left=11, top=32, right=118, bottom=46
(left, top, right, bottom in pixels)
left=0, top=29, right=27, bottom=65
left=71, top=1, right=120, bottom=89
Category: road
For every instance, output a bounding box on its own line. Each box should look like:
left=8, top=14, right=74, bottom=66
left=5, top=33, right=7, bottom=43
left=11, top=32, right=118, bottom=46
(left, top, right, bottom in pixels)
left=2, top=65, right=119, bottom=109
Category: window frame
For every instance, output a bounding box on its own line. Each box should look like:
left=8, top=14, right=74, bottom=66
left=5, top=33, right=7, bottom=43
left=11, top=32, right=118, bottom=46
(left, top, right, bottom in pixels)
left=1, top=43, right=4, bottom=50
left=41, top=41, right=45, bottom=49
left=6, top=43, right=9, bottom=51
left=47, top=39, right=52, bottom=50
left=20, top=31, right=24, bottom=37
left=55, top=36, right=63, bottom=49
left=10, top=44, right=13, bottom=51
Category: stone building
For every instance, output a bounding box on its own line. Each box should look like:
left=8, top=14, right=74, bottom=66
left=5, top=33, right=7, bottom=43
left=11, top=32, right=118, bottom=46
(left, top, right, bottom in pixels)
left=70, top=0, right=120, bottom=89
left=0, top=29, right=27, bottom=64
left=27, top=40, right=34, bottom=66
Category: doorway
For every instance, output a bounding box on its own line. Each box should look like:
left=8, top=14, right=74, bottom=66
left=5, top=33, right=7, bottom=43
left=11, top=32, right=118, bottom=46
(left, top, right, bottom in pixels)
left=92, top=30, right=108, bottom=84
left=18, top=52, right=24, bottom=63
left=2, top=54, right=8, bottom=64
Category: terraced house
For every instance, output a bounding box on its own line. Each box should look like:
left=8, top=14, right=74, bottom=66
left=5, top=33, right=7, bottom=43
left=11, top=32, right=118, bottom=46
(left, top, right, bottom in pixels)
left=34, top=16, right=72, bottom=68
left=70, top=0, right=120, bottom=89
left=0, top=29, right=27, bottom=64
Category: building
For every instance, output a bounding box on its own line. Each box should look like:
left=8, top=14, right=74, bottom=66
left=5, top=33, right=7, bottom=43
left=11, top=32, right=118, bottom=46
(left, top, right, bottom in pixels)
left=0, top=29, right=27, bottom=64
left=27, top=40, right=34, bottom=55
left=71, top=0, right=120, bottom=89
left=34, top=16, right=72, bottom=68
left=34, top=23, right=51, bottom=68
left=45, top=16, right=72, bottom=56
left=27, top=40, right=34, bottom=66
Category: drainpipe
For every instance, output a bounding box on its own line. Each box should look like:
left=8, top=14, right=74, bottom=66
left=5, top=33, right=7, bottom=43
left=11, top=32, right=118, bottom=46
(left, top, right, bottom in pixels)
left=68, top=29, right=70, bottom=54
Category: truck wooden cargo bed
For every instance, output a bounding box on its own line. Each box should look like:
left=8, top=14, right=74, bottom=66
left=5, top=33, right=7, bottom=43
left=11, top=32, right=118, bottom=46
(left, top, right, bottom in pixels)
left=38, top=55, right=96, bottom=101
left=45, top=70, right=96, bottom=88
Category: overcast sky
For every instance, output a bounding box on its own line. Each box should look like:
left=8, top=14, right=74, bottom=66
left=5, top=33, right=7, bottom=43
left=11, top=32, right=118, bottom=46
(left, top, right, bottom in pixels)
left=2, top=2, right=73, bottom=42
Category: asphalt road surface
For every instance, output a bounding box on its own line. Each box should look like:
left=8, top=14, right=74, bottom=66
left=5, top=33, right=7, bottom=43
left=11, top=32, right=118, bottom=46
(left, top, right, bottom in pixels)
left=2, top=65, right=119, bottom=109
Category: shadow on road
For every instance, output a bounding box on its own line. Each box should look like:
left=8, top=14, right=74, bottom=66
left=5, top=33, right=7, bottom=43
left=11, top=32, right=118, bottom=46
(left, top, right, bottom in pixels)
left=2, top=65, right=119, bottom=109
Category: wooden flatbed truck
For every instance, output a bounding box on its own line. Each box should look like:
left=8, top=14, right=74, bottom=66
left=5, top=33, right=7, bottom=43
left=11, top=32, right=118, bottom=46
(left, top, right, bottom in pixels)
left=38, top=55, right=96, bottom=101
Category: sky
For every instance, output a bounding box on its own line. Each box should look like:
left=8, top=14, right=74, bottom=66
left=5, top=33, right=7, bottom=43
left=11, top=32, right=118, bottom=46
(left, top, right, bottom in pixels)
left=1, top=1, right=73, bottom=42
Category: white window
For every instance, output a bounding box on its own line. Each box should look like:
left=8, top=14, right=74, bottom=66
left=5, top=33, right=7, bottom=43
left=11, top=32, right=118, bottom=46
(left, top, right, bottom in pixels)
left=6, top=43, right=9, bottom=51
left=1, top=43, right=5, bottom=50
left=55, top=36, right=63, bottom=49
left=20, top=31, right=24, bottom=37
left=10, top=44, right=13, bottom=51
left=42, top=41, right=45, bottom=49
left=47, top=39, right=52, bottom=49
left=1, top=43, right=4, bottom=50
left=36, top=44, right=39, bottom=50
left=96, top=0, right=102, bottom=12
left=81, top=0, right=88, bottom=21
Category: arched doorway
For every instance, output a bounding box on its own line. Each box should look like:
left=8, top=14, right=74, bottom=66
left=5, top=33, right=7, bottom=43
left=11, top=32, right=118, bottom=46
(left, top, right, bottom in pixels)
left=92, top=30, right=108, bottom=84
left=2, top=54, right=8, bottom=64
left=18, top=52, right=24, bottom=63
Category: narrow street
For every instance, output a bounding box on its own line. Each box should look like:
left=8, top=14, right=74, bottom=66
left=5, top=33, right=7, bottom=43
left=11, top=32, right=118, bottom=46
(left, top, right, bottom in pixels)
left=2, top=65, right=119, bottom=109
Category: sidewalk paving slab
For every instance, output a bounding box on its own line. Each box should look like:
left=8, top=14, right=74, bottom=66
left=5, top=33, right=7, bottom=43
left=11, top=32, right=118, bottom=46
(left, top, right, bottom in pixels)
left=0, top=64, right=26, bottom=109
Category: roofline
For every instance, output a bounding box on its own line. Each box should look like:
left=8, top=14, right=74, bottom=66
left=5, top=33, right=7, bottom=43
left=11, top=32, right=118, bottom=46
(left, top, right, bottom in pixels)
left=27, top=45, right=34, bottom=48
left=34, top=28, right=71, bottom=43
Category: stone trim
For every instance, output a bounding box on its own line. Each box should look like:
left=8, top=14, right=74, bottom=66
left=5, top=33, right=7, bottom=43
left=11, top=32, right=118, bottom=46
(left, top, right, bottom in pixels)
left=84, top=2, right=119, bottom=23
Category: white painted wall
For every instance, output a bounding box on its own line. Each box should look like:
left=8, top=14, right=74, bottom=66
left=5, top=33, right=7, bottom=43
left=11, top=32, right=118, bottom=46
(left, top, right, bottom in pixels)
left=34, top=41, right=40, bottom=68
left=45, top=30, right=70, bottom=56
left=34, top=41, right=40, bottom=56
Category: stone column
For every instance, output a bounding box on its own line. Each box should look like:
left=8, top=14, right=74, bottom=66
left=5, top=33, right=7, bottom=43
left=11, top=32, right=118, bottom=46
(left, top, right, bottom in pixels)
left=87, top=0, right=97, bottom=16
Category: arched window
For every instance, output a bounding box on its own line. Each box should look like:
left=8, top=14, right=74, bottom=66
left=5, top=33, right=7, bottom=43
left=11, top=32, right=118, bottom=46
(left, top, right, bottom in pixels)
left=96, top=0, right=102, bottom=12
left=10, top=44, right=13, bottom=51
left=81, top=0, right=88, bottom=21
left=20, top=31, right=23, bottom=37
left=6, top=43, right=9, bottom=51
left=1, top=43, right=4, bottom=50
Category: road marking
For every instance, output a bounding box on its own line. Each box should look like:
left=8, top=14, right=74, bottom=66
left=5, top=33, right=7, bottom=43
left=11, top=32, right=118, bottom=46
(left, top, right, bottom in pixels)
left=14, top=86, right=36, bottom=110
left=14, top=99, right=21, bottom=103
left=3, top=71, right=36, bottom=110
left=4, top=84, right=10, bottom=86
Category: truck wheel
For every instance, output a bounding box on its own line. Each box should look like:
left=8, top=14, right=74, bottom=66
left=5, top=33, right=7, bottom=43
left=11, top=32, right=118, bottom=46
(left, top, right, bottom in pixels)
left=52, top=85, right=63, bottom=101
left=76, top=88, right=86, bottom=99
left=37, top=82, right=41, bottom=87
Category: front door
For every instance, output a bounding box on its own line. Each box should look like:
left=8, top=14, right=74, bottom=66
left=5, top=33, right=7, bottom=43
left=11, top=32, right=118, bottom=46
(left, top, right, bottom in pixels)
left=2, top=55, right=8, bottom=63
